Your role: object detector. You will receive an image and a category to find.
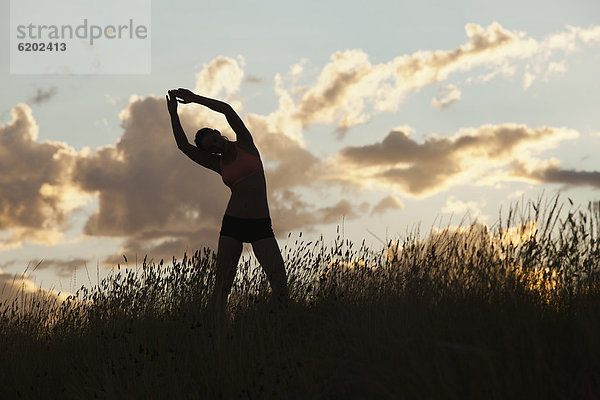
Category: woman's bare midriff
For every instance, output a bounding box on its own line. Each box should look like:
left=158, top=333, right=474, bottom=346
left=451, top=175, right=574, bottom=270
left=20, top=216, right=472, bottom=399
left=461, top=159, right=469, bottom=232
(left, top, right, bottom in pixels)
left=224, top=172, right=270, bottom=218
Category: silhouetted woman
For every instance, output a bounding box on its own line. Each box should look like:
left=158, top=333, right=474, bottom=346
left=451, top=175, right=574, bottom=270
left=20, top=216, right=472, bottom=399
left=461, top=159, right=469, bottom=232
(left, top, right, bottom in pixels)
left=166, top=88, right=288, bottom=316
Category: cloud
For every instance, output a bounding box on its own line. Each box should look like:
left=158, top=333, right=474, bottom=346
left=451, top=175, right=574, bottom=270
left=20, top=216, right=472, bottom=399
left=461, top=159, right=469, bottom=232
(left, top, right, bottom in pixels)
left=0, top=104, right=89, bottom=248
left=576, top=24, right=600, bottom=43
left=71, top=100, right=353, bottom=264
left=268, top=22, right=599, bottom=137
left=97, top=194, right=361, bottom=266
left=286, top=21, right=528, bottom=132
left=101, top=227, right=219, bottom=266
left=510, top=160, right=600, bottom=189
left=54, top=57, right=249, bottom=263
left=193, top=55, right=246, bottom=99
left=27, top=87, right=58, bottom=105
left=267, top=189, right=361, bottom=237
left=543, top=60, right=567, bottom=81
left=64, top=56, right=364, bottom=265
left=519, top=24, right=600, bottom=89
left=245, top=75, right=263, bottom=84
left=331, top=124, right=579, bottom=197
left=316, top=199, right=358, bottom=224
left=522, top=69, right=536, bottom=89
left=244, top=113, right=323, bottom=190
left=26, top=258, right=91, bottom=278
left=441, top=196, right=488, bottom=222
left=0, top=268, right=71, bottom=311
left=292, top=49, right=374, bottom=133
left=508, top=190, right=526, bottom=199
left=5, top=26, right=598, bottom=266
left=431, top=84, right=462, bottom=108
left=70, top=95, right=230, bottom=262
left=371, top=195, right=405, bottom=216
left=105, top=93, right=118, bottom=105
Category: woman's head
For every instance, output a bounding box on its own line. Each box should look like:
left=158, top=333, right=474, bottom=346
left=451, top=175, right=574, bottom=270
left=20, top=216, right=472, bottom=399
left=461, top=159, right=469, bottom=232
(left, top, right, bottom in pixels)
left=195, top=128, right=228, bottom=154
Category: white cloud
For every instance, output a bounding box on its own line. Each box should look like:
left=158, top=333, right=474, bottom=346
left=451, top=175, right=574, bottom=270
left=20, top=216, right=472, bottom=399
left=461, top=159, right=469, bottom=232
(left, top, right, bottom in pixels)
left=543, top=60, right=567, bottom=81
left=265, top=22, right=600, bottom=137
left=193, top=55, right=246, bottom=99
left=431, top=84, right=462, bottom=108
left=523, top=69, right=536, bottom=89
left=508, top=190, right=526, bottom=199
left=441, top=196, right=489, bottom=222
left=105, top=93, right=117, bottom=105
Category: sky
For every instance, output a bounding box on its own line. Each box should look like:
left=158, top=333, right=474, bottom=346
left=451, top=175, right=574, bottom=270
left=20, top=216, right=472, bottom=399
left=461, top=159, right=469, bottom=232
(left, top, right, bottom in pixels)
left=1, top=0, right=599, bottom=302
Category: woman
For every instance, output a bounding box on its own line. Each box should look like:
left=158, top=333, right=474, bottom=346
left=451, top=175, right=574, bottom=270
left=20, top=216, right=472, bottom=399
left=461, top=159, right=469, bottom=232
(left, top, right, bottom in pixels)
left=166, top=88, right=288, bottom=315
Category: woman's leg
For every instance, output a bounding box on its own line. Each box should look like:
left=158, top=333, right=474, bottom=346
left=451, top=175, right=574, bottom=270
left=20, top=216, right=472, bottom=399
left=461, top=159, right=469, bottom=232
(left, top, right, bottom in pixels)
left=251, top=236, right=289, bottom=305
left=210, top=235, right=243, bottom=317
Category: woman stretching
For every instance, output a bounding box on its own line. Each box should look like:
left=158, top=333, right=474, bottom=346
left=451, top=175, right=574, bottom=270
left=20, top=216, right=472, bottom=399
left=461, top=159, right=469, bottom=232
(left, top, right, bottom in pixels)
left=166, top=88, right=288, bottom=316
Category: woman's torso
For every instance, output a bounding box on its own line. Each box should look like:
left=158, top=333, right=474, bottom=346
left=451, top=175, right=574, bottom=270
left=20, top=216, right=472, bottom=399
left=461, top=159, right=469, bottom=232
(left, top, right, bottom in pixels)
left=220, top=142, right=270, bottom=218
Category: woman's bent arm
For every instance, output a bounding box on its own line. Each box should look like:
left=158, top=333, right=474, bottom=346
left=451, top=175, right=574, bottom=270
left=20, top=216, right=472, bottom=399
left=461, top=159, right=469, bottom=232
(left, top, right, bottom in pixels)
left=190, top=94, right=231, bottom=114
left=182, top=91, right=254, bottom=145
left=170, top=112, right=221, bottom=172
left=167, top=90, right=221, bottom=173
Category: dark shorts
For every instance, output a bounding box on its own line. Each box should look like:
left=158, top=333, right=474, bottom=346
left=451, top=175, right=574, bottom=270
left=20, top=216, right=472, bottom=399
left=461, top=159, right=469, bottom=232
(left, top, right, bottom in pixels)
left=219, top=214, right=275, bottom=243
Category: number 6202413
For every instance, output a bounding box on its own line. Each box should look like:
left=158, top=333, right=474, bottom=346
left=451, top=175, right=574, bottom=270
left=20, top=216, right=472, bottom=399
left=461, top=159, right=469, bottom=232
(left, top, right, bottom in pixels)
left=17, top=42, right=66, bottom=51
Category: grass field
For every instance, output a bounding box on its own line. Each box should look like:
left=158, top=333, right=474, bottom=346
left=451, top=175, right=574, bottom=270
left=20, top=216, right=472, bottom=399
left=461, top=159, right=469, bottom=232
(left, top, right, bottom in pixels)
left=1, top=194, right=600, bottom=399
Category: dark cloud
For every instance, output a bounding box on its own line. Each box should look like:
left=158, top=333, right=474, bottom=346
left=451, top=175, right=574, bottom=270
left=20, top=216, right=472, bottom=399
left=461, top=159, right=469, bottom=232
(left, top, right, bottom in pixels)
left=27, top=87, right=58, bottom=105
left=245, top=75, right=263, bottom=83
left=0, top=104, right=83, bottom=246
left=62, top=55, right=364, bottom=264
left=0, top=259, right=16, bottom=270
left=336, top=124, right=574, bottom=196
left=28, top=257, right=90, bottom=278
left=267, top=190, right=360, bottom=237
left=316, top=199, right=358, bottom=224
left=102, top=226, right=219, bottom=266
left=371, top=195, right=405, bottom=216
left=511, top=161, right=600, bottom=189
left=72, top=96, right=229, bottom=238
left=70, top=94, right=362, bottom=265
left=247, top=116, right=323, bottom=190
left=4, top=44, right=596, bottom=275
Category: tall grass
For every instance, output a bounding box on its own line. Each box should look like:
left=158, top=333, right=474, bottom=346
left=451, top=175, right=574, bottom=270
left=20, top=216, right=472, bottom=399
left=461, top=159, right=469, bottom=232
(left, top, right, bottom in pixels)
left=1, top=193, right=600, bottom=399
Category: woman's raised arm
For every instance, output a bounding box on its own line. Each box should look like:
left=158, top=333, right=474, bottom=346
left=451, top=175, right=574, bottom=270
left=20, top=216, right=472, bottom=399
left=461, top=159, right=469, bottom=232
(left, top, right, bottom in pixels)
left=166, top=90, right=221, bottom=173
left=166, top=91, right=190, bottom=149
left=173, top=88, right=254, bottom=145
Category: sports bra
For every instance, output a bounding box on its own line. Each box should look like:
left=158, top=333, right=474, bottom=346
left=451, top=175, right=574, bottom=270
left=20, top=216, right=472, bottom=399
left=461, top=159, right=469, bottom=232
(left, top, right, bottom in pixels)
left=220, top=142, right=264, bottom=187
